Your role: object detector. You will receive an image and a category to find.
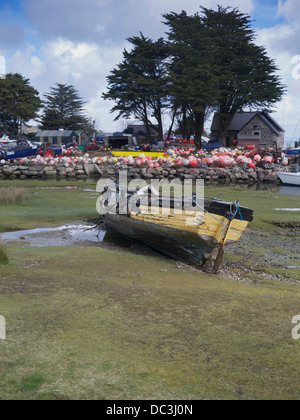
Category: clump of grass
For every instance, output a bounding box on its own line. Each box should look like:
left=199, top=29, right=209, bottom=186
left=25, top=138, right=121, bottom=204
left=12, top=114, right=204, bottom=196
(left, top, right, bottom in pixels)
left=0, top=242, right=9, bottom=264
left=0, top=188, right=27, bottom=206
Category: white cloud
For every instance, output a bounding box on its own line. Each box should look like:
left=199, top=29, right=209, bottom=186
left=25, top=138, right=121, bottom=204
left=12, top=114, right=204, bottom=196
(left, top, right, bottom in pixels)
left=10, top=44, right=47, bottom=79
left=277, top=0, right=300, bottom=21
left=256, top=0, right=300, bottom=146
left=8, top=37, right=128, bottom=131
left=13, top=0, right=300, bottom=139
left=145, top=0, right=254, bottom=17
left=24, top=0, right=255, bottom=46
left=17, top=0, right=257, bottom=132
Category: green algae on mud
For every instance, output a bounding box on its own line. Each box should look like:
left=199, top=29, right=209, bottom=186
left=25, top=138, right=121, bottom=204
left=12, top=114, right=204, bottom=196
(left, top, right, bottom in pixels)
left=0, top=180, right=300, bottom=400
left=205, top=186, right=300, bottom=232
left=0, top=244, right=300, bottom=400
left=0, top=182, right=99, bottom=233
left=0, top=180, right=299, bottom=233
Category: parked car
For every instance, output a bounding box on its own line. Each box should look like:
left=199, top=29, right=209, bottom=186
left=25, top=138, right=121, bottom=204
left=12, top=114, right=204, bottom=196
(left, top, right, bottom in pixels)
left=87, top=143, right=99, bottom=151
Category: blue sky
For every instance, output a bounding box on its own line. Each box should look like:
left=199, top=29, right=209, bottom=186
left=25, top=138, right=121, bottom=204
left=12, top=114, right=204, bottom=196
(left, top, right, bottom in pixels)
left=0, top=0, right=300, bottom=144
left=252, top=0, right=283, bottom=28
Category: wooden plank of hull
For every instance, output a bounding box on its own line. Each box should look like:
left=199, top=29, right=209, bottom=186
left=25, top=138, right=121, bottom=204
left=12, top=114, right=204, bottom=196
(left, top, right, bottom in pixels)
left=130, top=206, right=249, bottom=245
left=104, top=213, right=218, bottom=267
left=102, top=191, right=253, bottom=270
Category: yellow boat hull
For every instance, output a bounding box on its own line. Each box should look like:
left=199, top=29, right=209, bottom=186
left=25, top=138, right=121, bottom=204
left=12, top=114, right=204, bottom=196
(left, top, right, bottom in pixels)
left=104, top=200, right=252, bottom=273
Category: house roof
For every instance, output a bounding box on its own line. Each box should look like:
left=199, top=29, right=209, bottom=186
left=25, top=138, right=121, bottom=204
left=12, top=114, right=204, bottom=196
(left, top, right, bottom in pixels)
left=35, top=130, right=77, bottom=138
left=211, top=112, right=285, bottom=135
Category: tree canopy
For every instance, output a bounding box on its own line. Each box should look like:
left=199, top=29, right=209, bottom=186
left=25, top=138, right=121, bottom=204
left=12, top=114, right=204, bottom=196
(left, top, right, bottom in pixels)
left=0, top=73, right=41, bottom=137
left=103, top=6, right=285, bottom=147
left=200, top=6, right=285, bottom=144
left=40, top=83, right=90, bottom=131
left=102, top=33, right=171, bottom=141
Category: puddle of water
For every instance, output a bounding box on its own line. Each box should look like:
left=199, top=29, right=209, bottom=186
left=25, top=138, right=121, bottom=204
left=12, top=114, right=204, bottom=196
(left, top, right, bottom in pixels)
left=277, top=186, right=300, bottom=196
left=1, top=223, right=106, bottom=247
left=274, top=208, right=300, bottom=211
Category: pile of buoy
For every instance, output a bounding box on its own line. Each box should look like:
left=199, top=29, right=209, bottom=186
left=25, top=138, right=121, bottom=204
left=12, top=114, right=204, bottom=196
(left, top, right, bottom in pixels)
left=0, top=146, right=289, bottom=170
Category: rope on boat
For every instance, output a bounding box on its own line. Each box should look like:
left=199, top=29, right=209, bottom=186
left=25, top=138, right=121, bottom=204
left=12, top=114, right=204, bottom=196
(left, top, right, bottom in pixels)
left=191, top=198, right=300, bottom=270
left=229, top=201, right=243, bottom=221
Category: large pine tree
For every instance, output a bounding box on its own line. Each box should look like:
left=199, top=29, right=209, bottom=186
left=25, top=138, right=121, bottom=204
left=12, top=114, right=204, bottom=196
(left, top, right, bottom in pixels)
left=40, top=83, right=89, bottom=131
left=102, top=6, right=285, bottom=147
left=163, top=11, right=220, bottom=148
left=201, top=6, right=285, bottom=145
left=102, top=33, right=170, bottom=141
left=0, top=73, right=41, bottom=137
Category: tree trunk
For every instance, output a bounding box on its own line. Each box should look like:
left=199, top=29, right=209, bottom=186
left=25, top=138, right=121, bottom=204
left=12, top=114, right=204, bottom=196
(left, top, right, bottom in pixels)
left=167, top=107, right=178, bottom=140
left=3, top=113, right=8, bottom=136
left=141, top=102, right=151, bottom=142
left=218, top=115, right=231, bottom=146
left=217, top=108, right=237, bottom=146
left=194, top=112, right=205, bottom=149
left=182, top=107, right=187, bottom=139
left=156, top=110, right=163, bottom=142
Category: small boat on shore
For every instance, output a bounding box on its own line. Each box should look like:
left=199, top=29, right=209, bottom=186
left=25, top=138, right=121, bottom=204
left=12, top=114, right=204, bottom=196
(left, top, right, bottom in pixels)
left=277, top=171, right=300, bottom=186
left=100, top=185, right=254, bottom=273
left=0, top=140, right=38, bottom=160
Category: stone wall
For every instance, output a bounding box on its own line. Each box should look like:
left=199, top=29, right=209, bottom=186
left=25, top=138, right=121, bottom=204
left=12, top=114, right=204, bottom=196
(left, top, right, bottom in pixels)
left=0, top=161, right=284, bottom=184
left=0, top=163, right=89, bottom=180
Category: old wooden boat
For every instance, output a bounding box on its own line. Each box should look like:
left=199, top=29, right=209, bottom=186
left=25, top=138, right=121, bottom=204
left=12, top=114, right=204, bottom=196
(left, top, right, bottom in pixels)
left=100, top=185, right=254, bottom=273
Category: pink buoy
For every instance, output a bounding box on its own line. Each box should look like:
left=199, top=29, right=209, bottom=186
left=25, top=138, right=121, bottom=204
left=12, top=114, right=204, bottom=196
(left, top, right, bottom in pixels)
left=254, top=154, right=261, bottom=162
left=264, top=156, right=274, bottom=163
left=220, top=159, right=227, bottom=168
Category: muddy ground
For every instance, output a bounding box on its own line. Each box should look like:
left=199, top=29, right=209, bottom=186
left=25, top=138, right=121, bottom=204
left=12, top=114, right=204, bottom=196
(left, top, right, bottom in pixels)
left=4, top=219, right=299, bottom=287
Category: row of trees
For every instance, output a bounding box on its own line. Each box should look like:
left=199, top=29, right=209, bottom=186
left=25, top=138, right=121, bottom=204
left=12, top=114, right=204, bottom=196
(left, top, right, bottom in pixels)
left=0, top=76, right=92, bottom=138
left=103, top=6, right=285, bottom=147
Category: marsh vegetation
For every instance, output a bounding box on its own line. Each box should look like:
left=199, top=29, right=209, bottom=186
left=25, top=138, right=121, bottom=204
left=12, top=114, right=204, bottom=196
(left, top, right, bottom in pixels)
left=0, top=180, right=299, bottom=400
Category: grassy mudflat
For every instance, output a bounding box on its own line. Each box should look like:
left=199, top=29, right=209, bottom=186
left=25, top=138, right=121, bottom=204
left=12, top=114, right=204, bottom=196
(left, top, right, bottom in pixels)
left=0, top=181, right=300, bottom=400
left=0, top=181, right=98, bottom=232
left=1, top=245, right=300, bottom=400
